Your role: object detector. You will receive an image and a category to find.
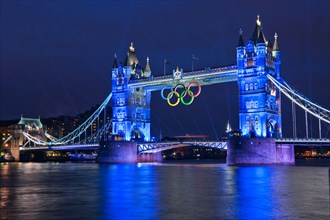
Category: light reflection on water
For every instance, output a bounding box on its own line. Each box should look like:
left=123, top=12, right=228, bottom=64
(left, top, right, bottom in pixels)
left=0, top=162, right=329, bottom=220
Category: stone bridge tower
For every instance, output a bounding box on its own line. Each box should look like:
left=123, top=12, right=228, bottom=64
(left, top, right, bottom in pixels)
left=236, top=16, right=282, bottom=138
left=111, top=43, right=152, bottom=141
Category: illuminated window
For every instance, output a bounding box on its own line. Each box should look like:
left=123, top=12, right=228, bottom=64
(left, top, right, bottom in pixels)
left=254, top=83, right=258, bottom=90
left=245, top=84, right=249, bottom=91
left=250, top=83, right=253, bottom=90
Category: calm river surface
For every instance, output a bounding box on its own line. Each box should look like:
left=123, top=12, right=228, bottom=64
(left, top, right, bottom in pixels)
left=1, top=160, right=329, bottom=220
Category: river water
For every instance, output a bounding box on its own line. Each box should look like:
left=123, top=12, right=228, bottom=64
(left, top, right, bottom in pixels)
left=1, top=160, right=329, bottom=220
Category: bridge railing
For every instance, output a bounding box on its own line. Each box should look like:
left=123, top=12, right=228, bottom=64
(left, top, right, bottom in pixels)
left=128, top=65, right=238, bottom=87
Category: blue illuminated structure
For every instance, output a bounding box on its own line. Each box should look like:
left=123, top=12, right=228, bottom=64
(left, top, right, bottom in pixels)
left=236, top=16, right=282, bottom=138
left=111, top=43, right=151, bottom=141
left=111, top=16, right=283, bottom=141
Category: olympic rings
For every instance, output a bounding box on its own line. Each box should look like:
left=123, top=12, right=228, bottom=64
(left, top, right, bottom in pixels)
left=160, top=82, right=201, bottom=106
left=187, top=82, right=201, bottom=97
left=167, top=91, right=180, bottom=107
left=161, top=86, right=173, bottom=100
left=180, top=90, right=194, bottom=105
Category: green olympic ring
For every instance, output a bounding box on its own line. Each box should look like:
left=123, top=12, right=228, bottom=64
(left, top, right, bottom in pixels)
left=180, top=90, right=194, bottom=105
left=160, top=82, right=201, bottom=106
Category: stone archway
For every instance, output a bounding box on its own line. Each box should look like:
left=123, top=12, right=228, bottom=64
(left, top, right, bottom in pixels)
left=131, top=128, right=145, bottom=141
left=267, top=118, right=277, bottom=138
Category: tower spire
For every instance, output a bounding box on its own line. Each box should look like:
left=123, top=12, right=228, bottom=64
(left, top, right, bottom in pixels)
left=273, top=33, right=280, bottom=51
left=226, top=121, right=232, bottom=133
left=250, top=15, right=266, bottom=44
left=112, top=53, right=118, bottom=68
left=237, top=28, right=245, bottom=47
left=144, top=57, right=152, bottom=77
left=256, top=15, right=261, bottom=26
left=129, top=42, right=135, bottom=52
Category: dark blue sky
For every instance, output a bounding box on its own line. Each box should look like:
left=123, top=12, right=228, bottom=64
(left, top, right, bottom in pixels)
left=1, top=1, right=329, bottom=138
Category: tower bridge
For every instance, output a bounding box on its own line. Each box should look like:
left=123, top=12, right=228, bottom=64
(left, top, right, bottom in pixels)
left=5, top=16, right=330, bottom=164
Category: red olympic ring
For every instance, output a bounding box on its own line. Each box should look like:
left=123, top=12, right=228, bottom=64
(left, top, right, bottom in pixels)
left=187, top=82, right=201, bottom=97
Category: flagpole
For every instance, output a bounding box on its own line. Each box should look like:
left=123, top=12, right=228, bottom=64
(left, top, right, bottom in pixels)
left=192, top=55, right=198, bottom=72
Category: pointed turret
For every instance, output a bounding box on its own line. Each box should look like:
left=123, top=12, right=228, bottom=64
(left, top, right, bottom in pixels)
left=226, top=121, right=232, bottom=133
left=250, top=15, right=267, bottom=44
left=134, top=63, right=142, bottom=78
left=272, top=33, right=281, bottom=77
left=144, top=57, right=152, bottom=77
left=257, top=29, right=266, bottom=44
left=250, top=15, right=261, bottom=43
left=273, top=33, right=280, bottom=51
left=237, top=28, right=245, bottom=47
left=112, top=53, right=118, bottom=68
left=125, top=42, right=139, bottom=67
left=236, top=29, right=245, bottom=71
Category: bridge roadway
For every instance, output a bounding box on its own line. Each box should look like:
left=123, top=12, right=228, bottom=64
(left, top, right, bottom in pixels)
left=128, top=65, right=238, bottom=91
left=19, top=138, right=330, bottom=153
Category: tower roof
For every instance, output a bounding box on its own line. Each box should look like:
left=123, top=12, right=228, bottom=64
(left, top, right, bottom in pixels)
left=144, top=57, right=151, bottom=77
left=145, top=57, right=151, bottom=72
left=112, top=53, right=118, bottom=68
left=125, top=42, right=139, bottom=67
left=257, top=29, right=266, bottom=44
left=237, top=29, right=245, bottom=47
left=250, top=15, right=267, bottom=44
left=273, top=33, right=280, bottom=51
left=18, top=116, right=43, bottom=129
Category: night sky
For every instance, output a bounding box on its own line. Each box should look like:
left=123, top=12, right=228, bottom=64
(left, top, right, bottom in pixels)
left=1, top=1, right=329, bottom=138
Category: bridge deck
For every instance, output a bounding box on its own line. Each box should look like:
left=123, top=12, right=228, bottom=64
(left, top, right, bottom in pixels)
left=20, top=138, right=330, bottom=152
left=128, top=65, right=238, bottom=91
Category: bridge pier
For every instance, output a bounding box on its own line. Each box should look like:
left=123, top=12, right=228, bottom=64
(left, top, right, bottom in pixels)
left=226, top=137, right=294, bottom=165
left=9, top=128, right=23, bottom=162
left=97, top=141, right=162, bottom=163
left=10, top=147, right=20, bottom=162
left=137, top=152, right=163, bottom=162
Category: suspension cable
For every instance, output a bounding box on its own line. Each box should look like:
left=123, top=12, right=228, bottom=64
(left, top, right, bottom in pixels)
left=267, top=75, right=330, bottom=124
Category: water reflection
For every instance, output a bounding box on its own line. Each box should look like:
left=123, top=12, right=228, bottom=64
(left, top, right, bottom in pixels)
left=234, top=167, right=274, bottom=220
left=0, top=162, right=329, bottom=219
left=99, top=163, right=158, bottom=220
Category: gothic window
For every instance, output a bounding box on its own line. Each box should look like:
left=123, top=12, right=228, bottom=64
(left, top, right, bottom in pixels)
left=250, top=83, right=253, bottom=90
left=245, top=84, right=249, bottom=91
left=254, top=101, right=259, bottom=108
left=117, top=97, right=125, bottom=105
left=117, top=77, right=123, bottom=85
left=136, top=96, right=141, bottom=105
left=254, top=83, right=258, bottom=90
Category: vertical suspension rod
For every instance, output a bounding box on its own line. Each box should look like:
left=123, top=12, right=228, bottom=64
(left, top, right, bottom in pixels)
left=318, top=118, right=321, bottom=139
left=104, top=107, right=106, bottom=141
left=97, top=116, right=100, bottom=143
left=292, top=100, right=296, bottom=138
left=305, top=110, right=308, bottom=139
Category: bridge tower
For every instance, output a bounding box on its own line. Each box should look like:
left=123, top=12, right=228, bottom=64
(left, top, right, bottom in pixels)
left=111, top=43, right=151, bottom=141
left=237, top=16, right=282, bottom=138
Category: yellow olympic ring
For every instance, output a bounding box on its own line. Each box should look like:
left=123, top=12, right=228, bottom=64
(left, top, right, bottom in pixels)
left=167, top=91, right=180, bottom=107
